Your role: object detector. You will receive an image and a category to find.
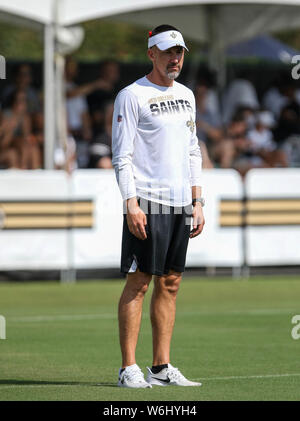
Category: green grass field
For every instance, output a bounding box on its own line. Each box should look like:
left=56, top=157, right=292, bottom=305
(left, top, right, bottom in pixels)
left=0, top=275, right=300, bottom=401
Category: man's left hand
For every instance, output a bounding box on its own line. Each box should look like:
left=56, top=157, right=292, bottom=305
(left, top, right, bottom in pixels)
left=190, top=203, right=205, bottom=238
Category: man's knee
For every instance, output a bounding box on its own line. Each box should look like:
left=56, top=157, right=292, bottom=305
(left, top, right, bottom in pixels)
left=127, top=270, right=152, bottom=297
left=154, top=271, right=182, bottom=296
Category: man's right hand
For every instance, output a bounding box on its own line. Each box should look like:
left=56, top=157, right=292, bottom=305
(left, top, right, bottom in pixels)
left=126, top=197, right=147, bottom=240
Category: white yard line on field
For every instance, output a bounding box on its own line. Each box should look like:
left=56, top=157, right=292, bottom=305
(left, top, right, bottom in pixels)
left=8, top=314, right=117, bottom=322
left=7, top=308, right=297, bottom=323
left=181, top=309, right=298, bottom=316
left=0, top=384, right=90, bottom=389
left=193, top=373, right=300, bottom=381
left=0, top=373, right=300, bottom=389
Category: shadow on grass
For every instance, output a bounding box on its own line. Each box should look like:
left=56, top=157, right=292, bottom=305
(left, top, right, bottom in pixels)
left=0, top=379, right=118, bottom=388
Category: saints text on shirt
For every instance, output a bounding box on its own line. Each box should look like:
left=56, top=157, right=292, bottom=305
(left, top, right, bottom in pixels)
left=149, top=98, right=193, bottom=116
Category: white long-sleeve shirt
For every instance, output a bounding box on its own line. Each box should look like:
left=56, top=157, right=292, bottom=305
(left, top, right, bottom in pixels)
left=112, top=76, right=202, bottom=207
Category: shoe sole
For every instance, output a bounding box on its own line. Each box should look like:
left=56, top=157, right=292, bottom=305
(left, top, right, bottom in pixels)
left=117, top=381, right=152, bottom=389
left=147, top=378, right=202, bottom=387
left=146, top=378, right=169, bottom=386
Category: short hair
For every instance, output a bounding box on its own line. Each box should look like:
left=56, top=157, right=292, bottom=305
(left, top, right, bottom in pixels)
left=230, top=112, right=247, bottom=124
left=149, top=24, right=179, bottom=38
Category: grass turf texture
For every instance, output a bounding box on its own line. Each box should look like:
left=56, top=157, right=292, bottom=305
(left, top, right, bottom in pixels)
left=0, top=276, right=300, bottom=401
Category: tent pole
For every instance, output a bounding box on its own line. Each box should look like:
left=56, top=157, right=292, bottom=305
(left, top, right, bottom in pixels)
left=44, top=23, right=55, bottom=170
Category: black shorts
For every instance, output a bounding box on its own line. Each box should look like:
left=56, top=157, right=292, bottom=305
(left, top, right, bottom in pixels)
left=121, top=198, right=192, bottom=276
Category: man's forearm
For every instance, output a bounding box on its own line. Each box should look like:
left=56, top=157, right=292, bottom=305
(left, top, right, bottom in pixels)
left=126, top=196, right=139, bottom=212
left=192, top=186, right=202, bottom=200
left=112, top=161, right=137, bottom=203
left=66, top=80, right=98, bottom=99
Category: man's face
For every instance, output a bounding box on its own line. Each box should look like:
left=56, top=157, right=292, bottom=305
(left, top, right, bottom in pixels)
left=148, top=45, right=184, bottom=80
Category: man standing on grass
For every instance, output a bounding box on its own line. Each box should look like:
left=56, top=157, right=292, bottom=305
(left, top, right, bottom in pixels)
left=112, top=24, right=205, bottom=388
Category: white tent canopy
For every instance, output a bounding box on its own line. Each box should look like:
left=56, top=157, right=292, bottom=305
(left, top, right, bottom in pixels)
left=0, top=0, right=52, bottom=26
left=112, top=3, right=300, bottom=47
left=1, top=0, right=300, bottom=168
left=2, top=0, right=300, bottom=43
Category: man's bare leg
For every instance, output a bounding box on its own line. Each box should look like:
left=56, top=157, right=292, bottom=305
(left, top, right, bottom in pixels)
left=118, top=269, right=152, bottom=368
left=150, top=270, right=182, bottom=366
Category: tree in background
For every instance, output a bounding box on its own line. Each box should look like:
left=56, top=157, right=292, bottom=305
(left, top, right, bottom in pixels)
left=0, top=20, right=200, bottom=62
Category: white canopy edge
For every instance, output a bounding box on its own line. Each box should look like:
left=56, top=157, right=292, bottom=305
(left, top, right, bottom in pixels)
left=108, top=4, right=300, bottom=47
left=1, top=1, right=299, bottom=48
left=60, top=0, right=300, bottom=27
left=1, top=0, right=300, bottom=27
left=0, top=0, right=53, bottom=25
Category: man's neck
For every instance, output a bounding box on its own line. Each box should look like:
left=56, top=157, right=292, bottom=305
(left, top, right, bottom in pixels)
left=146, top=70, right=174, bottom=88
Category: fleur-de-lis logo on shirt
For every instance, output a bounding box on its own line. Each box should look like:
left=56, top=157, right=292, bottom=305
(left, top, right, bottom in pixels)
left=186, top=115, right=195, bottom=133
left=170, top=32, right=177, bottom=39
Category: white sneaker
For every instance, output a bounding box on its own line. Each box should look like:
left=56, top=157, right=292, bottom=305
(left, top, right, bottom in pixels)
left=146, top=363, right=202, bottom=387
left=118, top=364, right=152, bottom=388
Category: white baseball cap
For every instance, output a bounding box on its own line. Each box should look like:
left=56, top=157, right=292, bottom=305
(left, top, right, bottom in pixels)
left=148, top=30, right=189, bottom=52
left=257, top=111, right=276, bottom=128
